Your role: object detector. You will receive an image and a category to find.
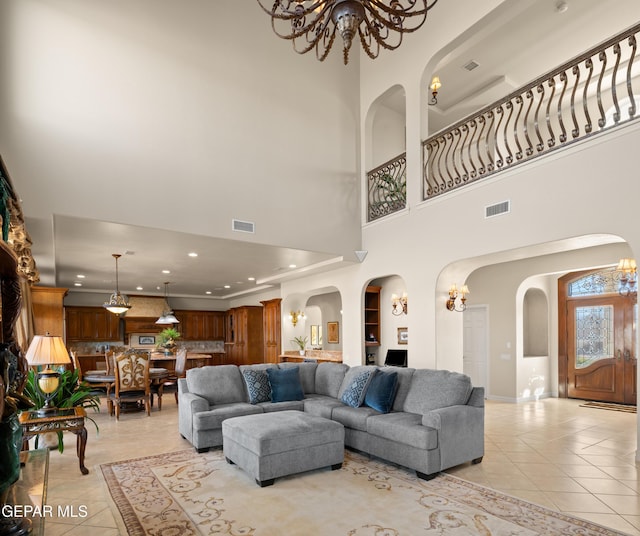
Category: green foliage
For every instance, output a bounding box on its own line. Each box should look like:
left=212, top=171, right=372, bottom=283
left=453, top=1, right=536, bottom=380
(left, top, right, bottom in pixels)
left=157, top=327, right=181, bottom=348
left=23, top=369, right=100, bottom=453
left=291, top=336, right=308, bottom=350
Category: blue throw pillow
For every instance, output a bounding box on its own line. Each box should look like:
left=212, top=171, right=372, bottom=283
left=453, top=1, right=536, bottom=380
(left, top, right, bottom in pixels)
left=267, top=367, right=304, bottom=402
left=242, top=369, right=272, bottom=404
left=365, top=370, right=399, bottom=413
left=340, top=369, right=377, bottom=408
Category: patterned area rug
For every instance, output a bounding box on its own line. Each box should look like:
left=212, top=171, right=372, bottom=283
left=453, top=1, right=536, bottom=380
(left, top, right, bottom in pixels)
left=100, top=449, right=627, bottom=536
left=580, top=401, right=637, bottom=413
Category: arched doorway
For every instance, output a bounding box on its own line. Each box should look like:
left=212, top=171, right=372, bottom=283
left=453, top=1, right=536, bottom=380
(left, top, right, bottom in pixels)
left=559, top=268, right=637, bottom=404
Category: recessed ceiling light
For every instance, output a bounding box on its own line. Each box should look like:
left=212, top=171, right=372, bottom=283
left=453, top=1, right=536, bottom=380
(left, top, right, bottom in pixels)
left=224, top=285, right=231, bottom=289
left=162, top=270, right=170, bottom=274
left=248, top=277, right=255, bottom=281
left=289, top=264, right=297, bottom=268
left=74, top=282, right=82, bottom=287
left=76, top=274, right=86, bottom=279
left=136, top=286, right=143, bottom=291
left=205, top=291, right=212, bottom=295
left=188, top=252, right=198, bottom=257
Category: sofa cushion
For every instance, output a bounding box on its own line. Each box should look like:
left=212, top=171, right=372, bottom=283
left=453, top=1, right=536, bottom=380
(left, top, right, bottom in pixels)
left=390, top=367, right=416, bottom=412
left=339, top=367, right=377, bottom=408
left=364, top=370, right=398, bottom=413
left=267, top=366, right=304, bottom=402
left=303, top=395, right=344, bottom=419
left=403, top=369, right=473, bottom=414
left=258, top=400, right=305, bottom=413
left=332, top=405, right=379, bottom=431
left=366, top=412, right=438, bottom=450
left=278, top=362, right=317, bottom=394
left=186, top=365, right=245, bottom=406
left=192, top=402, right=262, bottom=431
left=241, top=369, right=272, bottom=404
left=315, top=362, right=349, bottom=398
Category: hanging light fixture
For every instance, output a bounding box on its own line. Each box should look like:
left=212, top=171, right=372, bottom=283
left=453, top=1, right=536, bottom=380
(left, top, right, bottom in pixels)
left=156, top=282, right=179, bottom=325
left=103, top=254, right=131, bottom=315
left=256, top=0, right=439, bottom=65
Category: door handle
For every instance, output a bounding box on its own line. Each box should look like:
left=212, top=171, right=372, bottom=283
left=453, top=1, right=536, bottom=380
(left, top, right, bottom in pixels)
left=624, top=349, right=631, bottom=361
left=617, top=349, right=622, bottom=361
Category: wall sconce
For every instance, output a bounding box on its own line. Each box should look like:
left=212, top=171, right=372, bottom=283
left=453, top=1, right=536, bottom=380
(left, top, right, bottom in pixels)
left=290, top=310, right=305, bottom=326
left=428, top=76, right=441, bottom=105
left=617, top=258, right=637, bottom=297
left=446, top=284, right=469, bottom=312
left=391, top=292, right=408, bottom=316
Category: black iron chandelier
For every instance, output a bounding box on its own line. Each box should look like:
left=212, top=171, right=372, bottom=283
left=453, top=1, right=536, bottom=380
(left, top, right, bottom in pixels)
left=256, top=0, right=439, bottom=65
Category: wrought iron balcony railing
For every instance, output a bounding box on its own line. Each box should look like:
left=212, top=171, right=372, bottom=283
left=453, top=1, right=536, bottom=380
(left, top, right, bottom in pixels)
left=423, top=22, right=640, bottom=200
left=367, top=152, right=407, bottom=222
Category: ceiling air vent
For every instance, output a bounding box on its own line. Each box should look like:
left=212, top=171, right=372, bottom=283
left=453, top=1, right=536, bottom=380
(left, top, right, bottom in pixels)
left=232, top=219, right=255, bottom=234
left=463, top=60, right=480, bottom=71
left=485, top=200, right=510, bottom=219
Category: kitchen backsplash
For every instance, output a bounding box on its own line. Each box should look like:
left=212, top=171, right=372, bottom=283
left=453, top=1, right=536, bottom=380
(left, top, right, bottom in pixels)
left=70, top=340, right=225, bottom=354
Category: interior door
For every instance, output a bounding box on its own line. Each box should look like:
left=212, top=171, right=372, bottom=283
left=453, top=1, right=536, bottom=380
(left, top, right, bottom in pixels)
left=463, top=306, right=488, bottom=390
left=567, top=295, right=636, bottom=404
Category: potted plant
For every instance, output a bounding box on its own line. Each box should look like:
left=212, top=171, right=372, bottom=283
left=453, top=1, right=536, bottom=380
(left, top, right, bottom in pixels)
left=291, top=336, right=308, bottom=356
left=157, top=327, right=181, bottom=355
left=22, top=368, right=100, bottom=453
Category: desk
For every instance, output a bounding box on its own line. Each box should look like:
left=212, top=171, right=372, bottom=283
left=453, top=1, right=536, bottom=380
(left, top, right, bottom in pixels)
left=19, top=408, right=88, bottom=475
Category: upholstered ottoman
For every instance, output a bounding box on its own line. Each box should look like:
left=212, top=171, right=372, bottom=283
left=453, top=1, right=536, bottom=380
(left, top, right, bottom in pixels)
left=222, top=410, right=344, bottom=487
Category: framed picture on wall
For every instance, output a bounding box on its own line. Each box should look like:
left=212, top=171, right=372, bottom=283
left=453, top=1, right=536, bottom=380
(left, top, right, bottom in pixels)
left=397, top=327, right=408, bottom=344
left=327, top=321, right=339, bottom=344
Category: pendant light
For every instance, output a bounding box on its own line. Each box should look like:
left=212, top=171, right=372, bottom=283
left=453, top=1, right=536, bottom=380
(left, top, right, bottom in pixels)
left=103, top=253, right=131, bottom=314
left=156, top=281, right=179, bottom=324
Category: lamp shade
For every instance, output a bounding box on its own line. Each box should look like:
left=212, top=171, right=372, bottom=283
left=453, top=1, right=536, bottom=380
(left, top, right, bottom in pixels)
left=25, top=334, right=71, bottom=366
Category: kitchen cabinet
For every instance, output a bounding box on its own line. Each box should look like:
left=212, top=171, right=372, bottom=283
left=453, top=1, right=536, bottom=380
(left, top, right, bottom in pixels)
left=32, top=286, right=68, bottom=337
left=225, top=306, right=263, bottom=366
left=65, top=306, right=121, bottom=342
left=261, top=299, right=281, bottom=364
left=123, top=317, right=160, bottom=335
left=173, top=310, right=225, bottom=341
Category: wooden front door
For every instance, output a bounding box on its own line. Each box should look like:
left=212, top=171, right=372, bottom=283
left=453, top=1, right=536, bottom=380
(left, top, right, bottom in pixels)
left=560, top=269, right=637, bottom=405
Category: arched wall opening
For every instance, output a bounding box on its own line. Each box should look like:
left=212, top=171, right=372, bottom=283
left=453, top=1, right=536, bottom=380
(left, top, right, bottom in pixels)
left=363, top=274, right=408, bottom=366
left=281, top=287, right=342, bottom=355
left=437, top=235, right=634, bottom=402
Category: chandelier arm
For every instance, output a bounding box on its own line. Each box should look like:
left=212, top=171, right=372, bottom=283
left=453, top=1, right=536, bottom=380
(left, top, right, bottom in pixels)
left=366, top=1, right=431, bottom=34
left=261, top=1, right=332, bottom=38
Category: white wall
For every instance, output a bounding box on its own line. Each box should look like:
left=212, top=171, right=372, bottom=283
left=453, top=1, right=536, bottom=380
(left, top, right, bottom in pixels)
left=0, top=0, right=363, bottom=287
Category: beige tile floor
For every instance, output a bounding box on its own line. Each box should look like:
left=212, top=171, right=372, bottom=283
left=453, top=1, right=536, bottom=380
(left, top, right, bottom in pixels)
left=35, top=397, right=640, bottom=535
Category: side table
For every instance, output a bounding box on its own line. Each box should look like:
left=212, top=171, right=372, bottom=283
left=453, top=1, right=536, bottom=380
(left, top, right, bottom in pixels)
left=19, top=407, right=89, bottom=475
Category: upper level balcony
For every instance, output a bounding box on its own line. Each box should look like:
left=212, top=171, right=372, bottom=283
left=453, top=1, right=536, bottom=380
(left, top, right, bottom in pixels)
left=367, top=21, right=640, bottom=222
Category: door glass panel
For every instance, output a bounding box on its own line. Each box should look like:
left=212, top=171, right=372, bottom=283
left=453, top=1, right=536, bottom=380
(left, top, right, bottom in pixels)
left=569, top=269, right=620, bottom=297
left=575, top=305, right=614, bottom=368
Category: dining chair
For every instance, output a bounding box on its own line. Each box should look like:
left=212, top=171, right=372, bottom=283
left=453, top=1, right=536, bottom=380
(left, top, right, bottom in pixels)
left=109, top=350, right=151, bottom=420
left=152, top=348, right=187, bottom=409
left=71, top=351, right=115, bottom=400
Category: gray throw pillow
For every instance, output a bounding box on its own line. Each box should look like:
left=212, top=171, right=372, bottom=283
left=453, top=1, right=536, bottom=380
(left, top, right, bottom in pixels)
left=340, top=369, right=377, bottom=408
left=242, top=369, right=271, bottom=404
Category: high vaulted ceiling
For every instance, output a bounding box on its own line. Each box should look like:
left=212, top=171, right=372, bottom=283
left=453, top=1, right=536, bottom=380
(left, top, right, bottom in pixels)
left=12, top=0, right=639, bottom=301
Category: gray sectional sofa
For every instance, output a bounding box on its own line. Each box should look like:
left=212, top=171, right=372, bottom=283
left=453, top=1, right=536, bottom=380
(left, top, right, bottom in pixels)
left=177, top=362, right=484, bottom=480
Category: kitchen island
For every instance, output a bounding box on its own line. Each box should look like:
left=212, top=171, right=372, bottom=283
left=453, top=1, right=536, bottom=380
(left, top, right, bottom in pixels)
left=279, top=350, right=342, bottom=364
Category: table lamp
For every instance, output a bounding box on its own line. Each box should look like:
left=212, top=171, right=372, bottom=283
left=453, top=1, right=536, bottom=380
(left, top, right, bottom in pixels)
left=25, top=333, right=71, bottom=415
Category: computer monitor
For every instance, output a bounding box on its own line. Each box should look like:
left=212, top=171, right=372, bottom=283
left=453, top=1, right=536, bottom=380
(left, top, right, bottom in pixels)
left=384, top=349, right=407, bottom=367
